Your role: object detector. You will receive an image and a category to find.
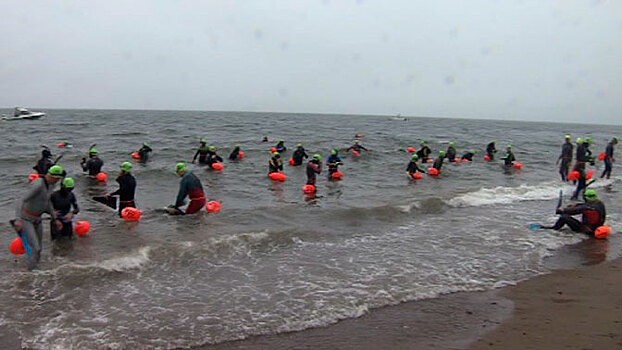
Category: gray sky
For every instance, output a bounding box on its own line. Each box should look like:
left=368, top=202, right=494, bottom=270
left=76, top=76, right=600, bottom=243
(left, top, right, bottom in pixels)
left=1, top=0, right=621, bottom=124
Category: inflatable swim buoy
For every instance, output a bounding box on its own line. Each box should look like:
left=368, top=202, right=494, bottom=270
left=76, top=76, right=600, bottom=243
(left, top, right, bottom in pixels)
left=121, top=207, right=142, bottom=221
left=289, top=158, right=295, bottom=166
left=411, top=172, right=423, bottom=180
left=74, top=221, right=90, bottom=236
left=484, top=155, right=491, bottom=162
left=352, top=150, right=360, bottom=156
left=206, top=201, right=221, bottom=213
left=407, top=147, right=415, bottom=153
left=9, top=237, right=25, bottom=255
left=57, top=142, right=67, bottom=148
left=425, top=159, right=434, bottom=164
left=586, top=169, right=594, bottom=180
left=270, top=147, right=277, bottom=153
left=513, top=162, right=523, bottom=169
left=211, top=163, right=224, bottom=171
left=96, top=172, right=107, bottom=182
left=428, top=168, right=439, bottom=176
left=599, top=152, right=606, bottom=161
left=238, top=151, right=244, bottom=159
left=131, top=152, right=140, bottom=159
left=302, top=184, right=316, bottom=194
left=331, top=171, right=343, bottom=180
left=269, top=172, right=287, bottom=182
left=28, top=173, right=40, bottom=183
left=567, top=170, right=580, bottom=181
left=594, top=225, right=611, bottom=239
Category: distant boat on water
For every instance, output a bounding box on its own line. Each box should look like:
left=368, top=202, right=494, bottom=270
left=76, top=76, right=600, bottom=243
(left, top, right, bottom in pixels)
left=1, top=107, right=46, bottom=121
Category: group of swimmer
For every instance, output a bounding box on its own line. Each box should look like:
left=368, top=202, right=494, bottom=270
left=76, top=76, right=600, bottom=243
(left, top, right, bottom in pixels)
left=11, top=133, right=618, bottom=270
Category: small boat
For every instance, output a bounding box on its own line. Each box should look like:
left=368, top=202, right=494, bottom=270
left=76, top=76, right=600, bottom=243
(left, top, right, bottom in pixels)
left=388, top=113, right=408, bottom=121
left=1, top=107, right=46, bottom=121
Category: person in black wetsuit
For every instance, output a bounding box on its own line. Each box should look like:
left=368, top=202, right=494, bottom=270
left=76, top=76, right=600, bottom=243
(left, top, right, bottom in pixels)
left=501, top=145, right=516, bottom=167
left=33, top=148, right=54, bottom=176
left=556, top=135, right=573, bottom=182
left=268, top=151, right=283, bottom=174
left=445, top=142, right=457, bottom=162
left=292, top=143, right=308, bottom=166
left=406, top=154, right=425, bottom=178
left=347, top=140, right=368, bottom=153
left=104, top=162, right=137, bottom=217
left=205, top=146, right=223, bottom=166
left=416, top=141, right=432, bottom=163
left=192, top=139, right=210, bottom=164
left=50, top=177, right=79, bottom=240
left=571, top=167, right=588, bottom=200
left=81, top=148, right=104, bottom=177
left=573, top=137, right=587, bottom=174
left=326, top=149, right=343, bottom=177
left=540, top=189, right=606, bottom=236
left=275, top=139, right=286, bottom=153
left=601, top=137, right=618, bottom=179
left=306, top=154, right=322, bottom=185
left=461, top=150, right=476, bottom=161
left=486, top=141, right=497, bottom=160
left=433, top=151, right=445, bottom=171
left=137, top=143, right=152, bottom=163
left=584, top=137, right=595, bottom=166
left=229, top=145, right=241, bottom=160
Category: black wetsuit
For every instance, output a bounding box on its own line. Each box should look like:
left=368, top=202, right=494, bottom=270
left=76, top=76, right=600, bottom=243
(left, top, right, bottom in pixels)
left=502, top=150, right=515, bottom=166
left=571, top=169, right=588, bottom=200
left=229, top=147, right=241, bottom=160
left=558, top=141, right=573, bottom=181
left=81, top=156, right=104, bottom=176
left=347, top=144, right=368, bottom=153
left=543, top=201, right=606, bottom=235
left=50, top=189, right=79, bottom=240
left=269, top=154, right=283, bottom=173
left=601, top=142, right=615, bottom=179
left=292, top=147, right=308, bottom=165
left=416, top=146, right=431, bottom=162
left=33, top=157, right=53, bottom=176
left=275, top=142, right=287, bottom=153
left=486, top=142, right=497, bottom=160
left=138, top=145, right=152, bottom=162
left=326, top=155, right=343, bottom=175
left=406, top=160, right=424, bottom=175
left=193, top=144, right=210, bottom=164
left=446, top=147, right=457, bottom=162
left=461, top=152, right=475, bottom=161
left=432, top=156, right=444, bottom=171
left=306, top=160, right=321, bottom=185
left=110, top=173, right=137, bottom=216
left=574, top=143, right=588, bottom=172
left=206, top=152, right=223, bottom=166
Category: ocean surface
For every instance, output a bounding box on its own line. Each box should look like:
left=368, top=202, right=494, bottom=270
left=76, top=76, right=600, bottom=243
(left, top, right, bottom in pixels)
left=0, top=109, right=620, bottom=349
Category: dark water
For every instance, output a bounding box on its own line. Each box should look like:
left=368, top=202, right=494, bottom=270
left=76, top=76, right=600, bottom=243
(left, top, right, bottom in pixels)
left=0, top=109, right=620, bottom=349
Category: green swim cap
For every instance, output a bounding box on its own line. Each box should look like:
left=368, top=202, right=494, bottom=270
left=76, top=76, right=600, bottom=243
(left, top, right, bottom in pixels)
left=200, top=138, right=207, bottom=143
left=565, top=134, right=571, bottom=140
left=313, top=154, right=322, bottom=161
left=279, top=139, right=283, bottom=142
left=120, top=161, right=133, bottom=173
left=89, top=148, right=98, bottom=155
left=439, top=150, right=446, bottom=157
left=449, top=142, right=456, bottom=148
left=613, top=137, right=619, bottom=143
left=272, top=151, right=279, bottom=157
left=331, top=149, right=337, bottom=155
left=412, top=154, right=419, bottom=160
left=48, top=165, right=65, bottom=177
left=584, top=189, right=598, bottom=200
left=297, top=143, right=302, bottom=147
left=175, top=162, right=187, bottom=173
left=62, top=177, right=74, bottom=188
left=143, top=142, right=150, bottom=147
left=585, top=137, right=592, bottom=144
left=576, top=137, right=583, bottom=144
left=234, top=144, right=240, bottom=148
left=420, top=141, right=427, bottom=146
left=507, top=145, right=512, bottom=149
left=354, top=140, right=359, bottom=144
left=208, top=146, right=215, bottom=151
left=470, top=149, right=475, bottom=154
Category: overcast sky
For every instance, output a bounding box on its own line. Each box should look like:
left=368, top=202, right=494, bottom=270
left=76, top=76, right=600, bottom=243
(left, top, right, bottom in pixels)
left=1, top=1, right=620, bottom=124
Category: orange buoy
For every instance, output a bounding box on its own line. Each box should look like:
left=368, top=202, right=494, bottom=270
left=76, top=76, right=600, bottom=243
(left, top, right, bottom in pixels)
left=269, top=172, right=287, bottom=181
left=28, top=173, right=40, bottom=182
left=211, top=162, right=224, bottom=171
left=599, top=152, right=606, bottom=161
left=594, top=225, right=611, bottom=239
left=411, top=172, right=423, bottom=180
left=9, top=237, right=25, bottom=255
left=425, top=159, right=434, bottom=164
left=484, top=155, right=491, bottom=162
left=238, top=151, right=244, bottom=159
left=407, top=147, right=414, bottom=153
left=352, top=150, right=360, bottom=156
left=302, top=184, right=316, bottom=194
left=567, top=170, right=580, bottom=181
left=131, top=152, right=140, bottom=159
left=428, top=168, right=439, bottom=176
left=206, top=201, right=221, bottom=213
left=74, top=221, right=90, bottom=236
left=57, top=142, right=67, bottom=147
left=270, top=147, right=277, bottom=153
left=96, top=172, right=107, bottom=182
left=289, top=158, right=295, bottom=166
left=121, top=207, right=142, bottom=221
left=331, top=171, right=343, bottom=180
left=513, top=162, right=523, bottom=169
left=586, top=169, right=594, bottom=180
